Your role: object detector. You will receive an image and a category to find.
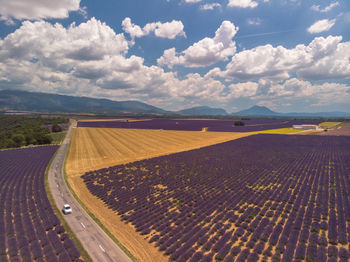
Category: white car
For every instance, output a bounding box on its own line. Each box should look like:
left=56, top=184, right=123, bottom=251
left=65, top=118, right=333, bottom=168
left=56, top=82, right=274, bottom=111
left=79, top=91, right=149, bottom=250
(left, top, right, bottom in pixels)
left=62, top=204, right=72, bottom=215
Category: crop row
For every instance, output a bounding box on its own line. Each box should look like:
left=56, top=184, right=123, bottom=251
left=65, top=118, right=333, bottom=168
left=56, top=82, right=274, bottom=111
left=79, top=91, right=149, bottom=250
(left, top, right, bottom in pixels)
left=82, top=134, right=350, bottom=261
left=0, top=146, right=83, bottom=262
left=78, top=118, right=320, bottom=132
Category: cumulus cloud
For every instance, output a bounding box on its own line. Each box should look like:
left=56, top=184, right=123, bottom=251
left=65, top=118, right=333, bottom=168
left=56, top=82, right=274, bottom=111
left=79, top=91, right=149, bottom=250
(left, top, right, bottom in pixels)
left=219, top=78, right=350, bottom=109
left=311, top=2, right=339, bottom=13
left=200, top=3, right=221, bottom=10
left=158, top=20, right=238, bottom=68
left=184, top=0, right=202, bottom=3
left=307, top=19, right=336, bottom=34
left=210, top=35, right=350, bottom=81
left=122, top=17, right=186, bottom=41
left=0, top=0, right=81, bottom=22
left=227, top=82, right=259, bottom=98
left=0, top=17, right=231, bottom=109
left=0, top=17, right=349, bottom=111
left=228, top=0, right=258, bottom=8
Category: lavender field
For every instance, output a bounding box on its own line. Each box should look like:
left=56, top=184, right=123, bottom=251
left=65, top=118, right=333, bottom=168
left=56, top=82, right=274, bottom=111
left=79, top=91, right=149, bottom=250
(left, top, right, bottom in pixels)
left=0, top=146, right=82, bottom=262
left=78, top=118, right=321, bottom=132
left=82, top=134, right=350, bottom=261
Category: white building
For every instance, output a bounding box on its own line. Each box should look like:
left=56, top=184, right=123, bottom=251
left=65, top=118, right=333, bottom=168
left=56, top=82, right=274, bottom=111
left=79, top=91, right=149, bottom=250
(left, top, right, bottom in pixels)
left=292, top=124, right=320, bottom=130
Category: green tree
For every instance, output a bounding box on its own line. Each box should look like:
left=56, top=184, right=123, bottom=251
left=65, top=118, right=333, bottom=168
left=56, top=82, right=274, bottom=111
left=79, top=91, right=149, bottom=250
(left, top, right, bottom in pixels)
left=234, top=121, right=245, bottom=126
left=12, top=134, right=25, bottom=147
left=25, top=134, right=36, bottom=145
left=52, top=123, right=62, bottom=133
left=33, top=133, right=52, bottom=144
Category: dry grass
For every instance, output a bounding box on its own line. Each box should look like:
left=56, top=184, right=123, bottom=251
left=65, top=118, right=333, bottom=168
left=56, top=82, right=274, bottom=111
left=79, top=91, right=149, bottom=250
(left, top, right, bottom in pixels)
left=65, top=128, right=253, bottom=262
left=66, top=128, right=253, bottom=177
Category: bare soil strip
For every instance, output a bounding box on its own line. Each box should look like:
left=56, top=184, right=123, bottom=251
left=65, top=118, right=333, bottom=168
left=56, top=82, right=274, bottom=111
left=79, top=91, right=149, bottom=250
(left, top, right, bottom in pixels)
left=66, top=128, right=253, bottom=262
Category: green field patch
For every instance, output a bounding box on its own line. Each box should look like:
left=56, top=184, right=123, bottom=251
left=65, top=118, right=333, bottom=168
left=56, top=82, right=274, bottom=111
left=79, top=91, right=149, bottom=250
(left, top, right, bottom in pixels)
left=318, top=122, right=341, bottom=129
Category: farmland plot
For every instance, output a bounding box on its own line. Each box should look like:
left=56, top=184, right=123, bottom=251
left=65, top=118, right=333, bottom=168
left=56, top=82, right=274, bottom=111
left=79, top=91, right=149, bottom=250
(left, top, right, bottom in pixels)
left=66, top=127, right=252, bottom=177
left=78, top=118, right=321, bottom=132
left=82, top=134, right=350, bottom=262
left=65, top=127, right=251, bottom=261
left=0, top=146, right=82, bottom=261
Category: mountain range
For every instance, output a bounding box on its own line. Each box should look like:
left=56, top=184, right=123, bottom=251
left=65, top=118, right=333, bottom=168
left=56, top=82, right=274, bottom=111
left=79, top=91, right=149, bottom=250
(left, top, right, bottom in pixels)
left=0, top=90, right=349, bottom=118
left=0, top=89, right=167, bottom=115
left=235, top=105, right=350, bottom=118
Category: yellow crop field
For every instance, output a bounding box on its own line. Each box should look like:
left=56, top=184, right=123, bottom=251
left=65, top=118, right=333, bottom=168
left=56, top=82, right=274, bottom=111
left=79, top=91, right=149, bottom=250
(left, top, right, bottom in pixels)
left=257, top=128, right=305, bottom=134
left=65, top=127, right=253, bottom=262
left=66, top=128, right=253, bottom=177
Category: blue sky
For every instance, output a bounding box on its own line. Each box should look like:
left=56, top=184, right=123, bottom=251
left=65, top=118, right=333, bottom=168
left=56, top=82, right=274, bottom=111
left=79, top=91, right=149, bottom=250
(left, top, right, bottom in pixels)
left=0, top=0, right=349, bottom=113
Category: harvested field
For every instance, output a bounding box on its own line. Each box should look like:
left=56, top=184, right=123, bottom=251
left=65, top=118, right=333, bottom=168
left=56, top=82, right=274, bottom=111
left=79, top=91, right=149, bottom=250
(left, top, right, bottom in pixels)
left=66, top=128, right=252, bottom=177
left=82, top=134, right=350, bottom=261
left=65, top=128, right=251, bottom=262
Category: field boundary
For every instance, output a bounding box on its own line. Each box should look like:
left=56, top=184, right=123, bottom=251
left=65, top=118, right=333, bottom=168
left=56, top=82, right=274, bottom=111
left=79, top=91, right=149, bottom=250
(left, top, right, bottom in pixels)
left=62, top=127, right=138, bottom=262
left=44, top=146, right=93, bottom=262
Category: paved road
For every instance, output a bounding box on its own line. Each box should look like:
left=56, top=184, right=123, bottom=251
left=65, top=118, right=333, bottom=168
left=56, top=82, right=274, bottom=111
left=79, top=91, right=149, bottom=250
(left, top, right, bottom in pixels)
left=48, top=121, right=132, bottom=262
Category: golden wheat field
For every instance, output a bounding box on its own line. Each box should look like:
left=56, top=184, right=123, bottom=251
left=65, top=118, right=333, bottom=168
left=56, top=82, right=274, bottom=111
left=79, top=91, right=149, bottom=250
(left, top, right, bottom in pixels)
left=66, top=127, right=253, bottom=177
left=65, top=127, right=253, bottom=262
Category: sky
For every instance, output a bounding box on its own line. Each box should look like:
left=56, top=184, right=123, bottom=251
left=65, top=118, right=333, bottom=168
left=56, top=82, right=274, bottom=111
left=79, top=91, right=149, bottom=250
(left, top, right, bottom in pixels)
left=0, top=0, right=349, bottom=113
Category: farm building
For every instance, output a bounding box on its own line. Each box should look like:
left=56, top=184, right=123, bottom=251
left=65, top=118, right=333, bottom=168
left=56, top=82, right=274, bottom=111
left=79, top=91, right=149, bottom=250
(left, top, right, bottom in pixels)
left=292, top=124, right=320, bottom=130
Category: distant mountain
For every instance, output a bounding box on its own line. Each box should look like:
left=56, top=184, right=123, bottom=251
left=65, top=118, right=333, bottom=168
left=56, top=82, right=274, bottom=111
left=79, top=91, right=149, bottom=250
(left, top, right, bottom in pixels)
left=236, top=105, right=279, bottom=116
left=236, top=105, right=350, bottom=118
left=0, top=90, right=167, bottom=114
left=178, top=106, right=227, bottom=116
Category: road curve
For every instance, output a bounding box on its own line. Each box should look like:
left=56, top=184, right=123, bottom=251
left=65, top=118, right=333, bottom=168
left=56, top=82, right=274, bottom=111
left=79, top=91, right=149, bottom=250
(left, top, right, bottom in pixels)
left=48, top=121, right=132, bottom=262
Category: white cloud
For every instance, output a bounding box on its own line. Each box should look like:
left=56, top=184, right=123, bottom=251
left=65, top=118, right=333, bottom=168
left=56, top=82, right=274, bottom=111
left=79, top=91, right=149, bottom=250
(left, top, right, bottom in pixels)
left=0, top=17, right=349, bottom=111
left=311, top=2, right=339, bottom=13
left=122, top=17, right=186, bottom=40
left=153, top=21, right=186, bottom=39
left=0, top=18, right=229, bottom=109
left=228, top=0, right=258, bottom=8
left=297, top=41, right=350, bottom=80
left=307, top=19, right=336, bottom=34
left=247, top=18, right=262, bottom=25
left=221, top=78, right=350, bottom=108
left=184, top=0, right=202, bottom=2
left=158, top=20, right=238, bottom=68
left=200, top=3, right=221, bottom=10
left=273, top=78, right=350, bottom=105
left=0, top=0, right=81, bottom=21
left=121, top=17, right=144, bottom=39
left=211, top=35, right=350, bottom=81
left=227, top=82, right=259, bottom=98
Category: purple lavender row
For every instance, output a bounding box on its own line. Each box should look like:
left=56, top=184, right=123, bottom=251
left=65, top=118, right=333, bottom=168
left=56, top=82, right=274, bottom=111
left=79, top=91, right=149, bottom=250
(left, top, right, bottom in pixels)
left=0, top=146, right=82, bottom=262
left=78, top=118, right=321, bottom=132
left=82, top=134, right=350, bottom=261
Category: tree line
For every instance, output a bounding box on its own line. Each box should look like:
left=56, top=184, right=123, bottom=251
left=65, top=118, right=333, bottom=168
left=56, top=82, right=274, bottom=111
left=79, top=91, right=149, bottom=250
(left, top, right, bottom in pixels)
left=0, top=115, right=68, bottom=149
